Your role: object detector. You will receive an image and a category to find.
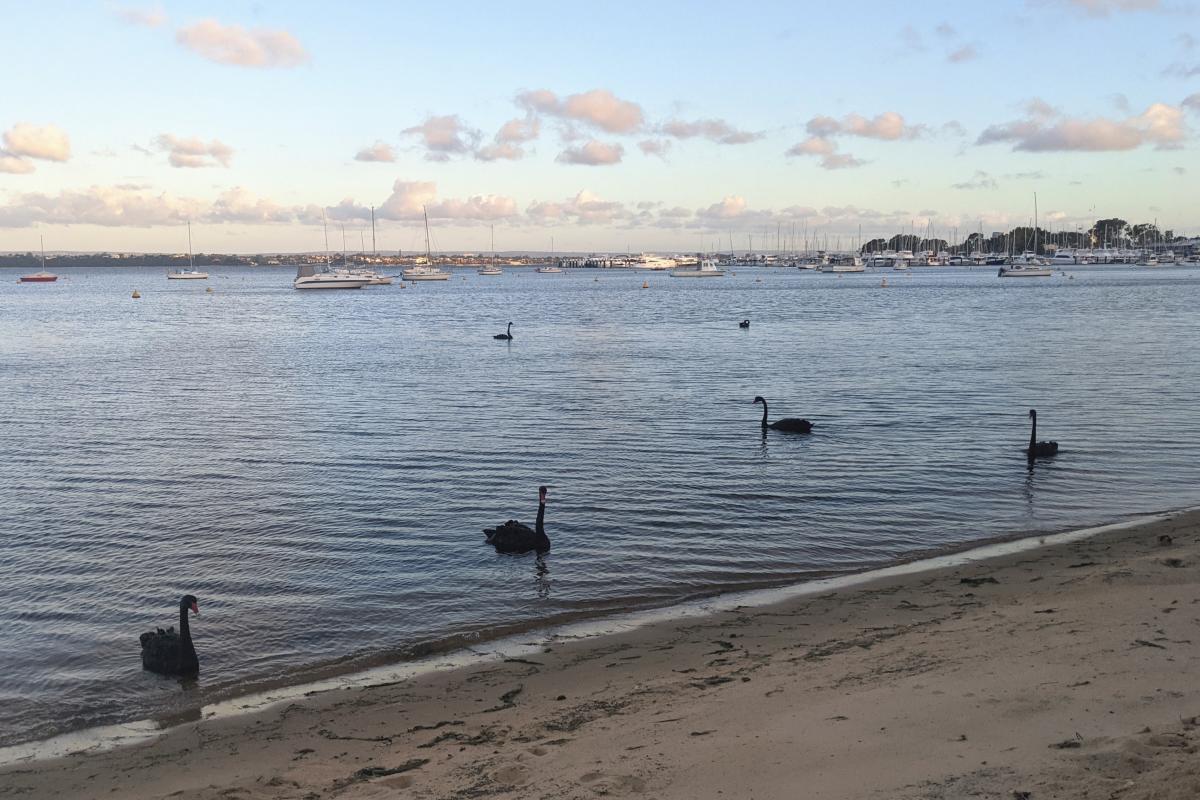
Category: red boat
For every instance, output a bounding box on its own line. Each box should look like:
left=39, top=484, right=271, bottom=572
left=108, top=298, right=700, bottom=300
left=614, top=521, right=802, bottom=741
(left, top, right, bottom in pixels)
left=19, top=271, right=58, bottom=282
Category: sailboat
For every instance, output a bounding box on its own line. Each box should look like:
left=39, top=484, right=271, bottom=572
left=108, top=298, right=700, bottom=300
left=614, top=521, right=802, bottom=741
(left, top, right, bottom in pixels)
left=478, top=225, right=503, bottom=275
left=294, top=212, right=370, bottom=289
left=20, top=237, right=58, bottom=282
left=535, top=236, right=563, bottom=273
left=999, top=193, right=1052, bottom=277
left=167, top=222, right=209, bottom=279
left=402, top=207, right=451, bottom=281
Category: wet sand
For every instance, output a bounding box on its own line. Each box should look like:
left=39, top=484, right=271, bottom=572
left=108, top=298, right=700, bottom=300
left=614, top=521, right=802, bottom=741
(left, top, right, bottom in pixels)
left=4, top=509, right=1200, bottom=799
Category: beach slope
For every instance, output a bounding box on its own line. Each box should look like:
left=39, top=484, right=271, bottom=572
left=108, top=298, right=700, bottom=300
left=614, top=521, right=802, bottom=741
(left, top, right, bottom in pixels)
left=3, top=509, right=1200, bottom=799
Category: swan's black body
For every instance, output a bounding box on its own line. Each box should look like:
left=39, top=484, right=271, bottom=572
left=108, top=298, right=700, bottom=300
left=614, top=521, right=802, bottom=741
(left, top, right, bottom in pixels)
left=739, top=319, right=750, bottom=329
left=494, top=322, right=513, bottom=340
left=485, top=486, right=550, bottom=554
left=1026, top=409, right=1059, bottom=459
left=139, top=595, right=199, bottom=676
left=753, top=396, right=813, bottom=433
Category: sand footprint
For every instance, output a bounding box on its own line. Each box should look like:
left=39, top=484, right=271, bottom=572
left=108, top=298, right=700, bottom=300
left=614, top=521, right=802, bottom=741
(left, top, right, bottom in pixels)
left=492, top=764, right=531, bottom=786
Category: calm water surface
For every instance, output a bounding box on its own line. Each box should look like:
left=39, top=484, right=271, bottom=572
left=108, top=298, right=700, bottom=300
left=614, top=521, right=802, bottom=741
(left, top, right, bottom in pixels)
left=1, top=263, right=1198, bottom=746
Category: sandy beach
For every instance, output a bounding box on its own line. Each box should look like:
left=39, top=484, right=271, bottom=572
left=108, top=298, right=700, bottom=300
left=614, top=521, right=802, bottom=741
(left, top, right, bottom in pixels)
left=4, top=509, right=1200, bottom=799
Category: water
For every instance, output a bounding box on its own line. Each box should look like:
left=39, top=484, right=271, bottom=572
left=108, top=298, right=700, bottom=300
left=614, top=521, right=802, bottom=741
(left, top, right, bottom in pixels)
left=1, top=263, right=1198, bottom=747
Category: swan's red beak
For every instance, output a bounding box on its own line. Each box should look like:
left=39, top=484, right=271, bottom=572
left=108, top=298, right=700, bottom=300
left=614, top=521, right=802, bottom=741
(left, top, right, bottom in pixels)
left=190, top=601, right=199, bottom=615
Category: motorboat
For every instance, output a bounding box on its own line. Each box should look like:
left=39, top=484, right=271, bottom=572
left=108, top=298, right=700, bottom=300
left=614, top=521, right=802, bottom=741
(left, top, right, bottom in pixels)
left=402, top=264, right=450, bottom=281
left=831, top=255, right=865, bottom=273
left=670, top=258, right=725, bottom=277
left=535, top=262, right=563, bottom=273
left=998, top=255, right=1052, bottom=277
left=628, top=254, right=676, bottom=270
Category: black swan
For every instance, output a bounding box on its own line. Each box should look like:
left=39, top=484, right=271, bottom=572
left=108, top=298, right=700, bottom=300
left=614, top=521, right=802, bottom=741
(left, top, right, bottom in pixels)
left=1026, top=409, right=1059, bottom=459
left=754, top=396, right=813, bottom=433
left=739, top=319, right=750, bottom=329
left=494, top=322, right=513, bottom=340
left=139, top=594, right=200, bottom=676
left=484, top=486, right=550, bottom=554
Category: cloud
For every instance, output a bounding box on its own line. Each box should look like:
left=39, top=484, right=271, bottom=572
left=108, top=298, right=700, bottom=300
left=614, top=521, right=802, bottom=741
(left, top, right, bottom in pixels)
left=1005, top=170, right=1047, bottom=179
left=935, top=22, right=958, bottom=37
left=1164, top=62, right=1200, bottom=77
left=376, top=179, right=517, bottom=222
left=947, top=44, right=978, bottom=62
left=556, top=140, right=624, bottom=166
left=527, top=190, right=632, bottom=226
left=1185, top=93, right=1200, bottom=111
left=807, top=111, right=926, bottom=140
left=176, top=19, right=309, bottom=68
left=115, top=4, right=166, bottom=27
left=516, top=88, right=644, bottom=133
left=474, top=115, right=540, bottom=161
left=660, top=118, right=764, bottom=144
left=1174, top=166, right=1188, bottom=174
left=354, top=141, right=396, bottom=163
left=977, top=99, right=1187, bottom=151
left=951, top=170, right=998, bottom=190
left=638, top=139, right=672, bottom=158
left=402, top=115, right=480, bottom=161
left=207, top=187, right=303, bottom=224
left=1042, top=0, right=1163, bottom=16
left=0, top=184, right=199, bottom=227
left=0, top=154, right=36, bottom=174
left=784, top=136, right=864, bottom=169
left=3, top=123, right=71, bottom=162
left=154, top=133, right=234, bottom=167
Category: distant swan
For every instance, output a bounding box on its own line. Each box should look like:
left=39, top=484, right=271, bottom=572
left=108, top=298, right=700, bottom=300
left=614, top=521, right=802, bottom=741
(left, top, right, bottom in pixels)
left=1026, top=409, right=1059, bottom=459
left=139, top=595, right=199, bottom=676
left=494, top=322, right=513, bottom=340
left=485, top=486, right=550, bottom=554
left=753, top=396, right=813, bottom=433
left=739, top=319, right=750, bottom=329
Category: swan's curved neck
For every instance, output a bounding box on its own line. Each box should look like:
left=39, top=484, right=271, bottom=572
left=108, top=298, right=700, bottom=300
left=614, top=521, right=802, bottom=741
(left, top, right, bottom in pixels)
left=536, top=501, right=545, bottom=536
left=759, top=400, right=768, bottom=427
left=179, top=604, right=191, bottom=645
left=1029, top=413, right=1037, bottom=448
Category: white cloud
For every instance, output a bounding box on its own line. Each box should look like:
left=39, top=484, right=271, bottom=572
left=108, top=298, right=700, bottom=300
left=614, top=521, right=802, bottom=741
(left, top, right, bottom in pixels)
left=154, top=134, right=234, bottom=168
left=807, top=111, right=926, bottom=140
left=0, top=185, right=199, bottom=227
left=951, top=170, right=998, bottom=190
left=377, top=179, right=517, bottom=222
left=3, top=123, right=71, bottom=162
left=556, top=140, right=624, bottom=166
left=1042, top=0, right=1163, bottom=16
left=1183, top=93, right=1200, bottom=111
left=516, top=88, right=644, bottom=133
left=638, top=139, right=672, bottom=158
left=947, top=44, right=978, bottom=62
left=660, top=118, right=764, bottom=144
left=977, top=99, right=1188, bottom=151
left=115, top=4, right=166, bottom=27
left=354, top=142, right=396, bottom=162
left=402, top=115, right=480, bottom=161
left=176, top=19, right=309, bottom=68
left=474, top=115, right=540, bottom=161
left=0, top=154, right=36, bottom=174
left=526, top=190, right=631, bottom=225
left=784, top=136, right=864, bottom=169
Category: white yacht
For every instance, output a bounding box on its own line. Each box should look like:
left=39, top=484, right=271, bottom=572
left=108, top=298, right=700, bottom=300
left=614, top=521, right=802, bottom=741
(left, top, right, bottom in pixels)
left=478, top=226, right=503, bottom=275
left=341, top=268, right=393, bottom=285
left=629, top=254, right=677, bottom=270
left=168, top=222, right=209, bottom=280
left=670, top=258, right=725, bottom=277
left=535, top=261, right=563, bottom=273
left=293, top=264, right=370, bottom=289
left=831, top=255, right=865, bottom=273
left=998, top=254, right=1052, bottom=277
left=402, top=207, right=451, bottom=280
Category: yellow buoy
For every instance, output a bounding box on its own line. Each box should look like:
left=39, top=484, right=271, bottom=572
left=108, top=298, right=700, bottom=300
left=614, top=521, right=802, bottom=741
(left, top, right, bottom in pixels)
left=642, top=280, right=649, bottom=289
left=132, top=290, right=141, bottom=299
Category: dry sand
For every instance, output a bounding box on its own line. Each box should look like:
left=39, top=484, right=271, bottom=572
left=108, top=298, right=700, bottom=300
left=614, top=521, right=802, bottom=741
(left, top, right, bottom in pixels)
left=4, top=509, right=1200, bottom=799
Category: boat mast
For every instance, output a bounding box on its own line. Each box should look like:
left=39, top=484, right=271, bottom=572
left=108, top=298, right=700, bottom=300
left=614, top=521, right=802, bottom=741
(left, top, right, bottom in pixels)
left=370, top=206, right=376, bottom=254
left=1033, top=192, right=1038, bottom=256
left=490, top=224, right=495, bottom=267
left=187, top=221, right=194, bottom=271
left=322, top=210, right=330, bottom=269
left=422, top=206, right=432, bottom=262
left=40, top=235, right=46, bottom=271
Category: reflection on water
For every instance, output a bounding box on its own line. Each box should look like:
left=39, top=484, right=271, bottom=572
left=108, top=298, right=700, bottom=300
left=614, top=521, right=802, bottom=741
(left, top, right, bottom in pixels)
left=1, top=263, right=1199, bottom=747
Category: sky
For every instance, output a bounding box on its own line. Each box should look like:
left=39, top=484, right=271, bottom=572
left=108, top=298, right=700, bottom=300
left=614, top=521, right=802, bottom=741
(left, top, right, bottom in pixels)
left=1, top=0, right=1198, bottom=253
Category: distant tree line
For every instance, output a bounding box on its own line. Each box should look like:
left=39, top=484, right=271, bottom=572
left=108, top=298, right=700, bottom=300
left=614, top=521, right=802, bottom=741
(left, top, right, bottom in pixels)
left=861, top=219, right=1183, bottom=255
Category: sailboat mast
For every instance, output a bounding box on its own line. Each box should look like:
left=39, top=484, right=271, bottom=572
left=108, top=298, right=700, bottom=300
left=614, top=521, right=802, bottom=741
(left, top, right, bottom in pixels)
left=370, top=206, right=376, bottom=254
left=423, top=206, right=431, bottom=261
left=187, top=221, right=194, bottom=270
left=490, top=224, right=495, bottom=266
left=1033, top=192, right=1039, bottom=255
left=322, top=211, right=330, bottom=268
left=40, top=235, right=45, bottom=270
